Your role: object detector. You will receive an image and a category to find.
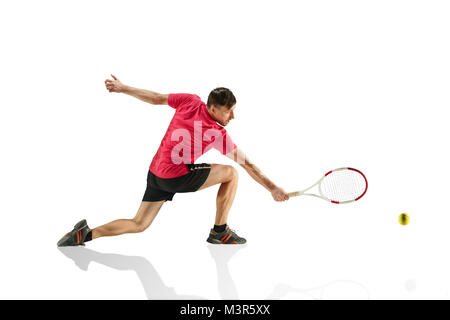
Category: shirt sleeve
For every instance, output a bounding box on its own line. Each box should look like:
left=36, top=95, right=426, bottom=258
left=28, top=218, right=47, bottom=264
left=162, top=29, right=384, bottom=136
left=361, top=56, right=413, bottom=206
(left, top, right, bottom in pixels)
left=168, top=93, right=200, bottom=110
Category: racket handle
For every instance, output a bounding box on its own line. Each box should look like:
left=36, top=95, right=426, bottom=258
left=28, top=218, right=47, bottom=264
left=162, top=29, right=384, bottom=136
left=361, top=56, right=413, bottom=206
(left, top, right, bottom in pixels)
left=288, top=191, right=301, bottom=198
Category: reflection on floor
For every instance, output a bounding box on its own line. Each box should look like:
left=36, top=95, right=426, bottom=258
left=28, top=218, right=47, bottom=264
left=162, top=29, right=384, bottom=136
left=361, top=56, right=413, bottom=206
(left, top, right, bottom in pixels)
left=58, top=245, right=369, bottom=300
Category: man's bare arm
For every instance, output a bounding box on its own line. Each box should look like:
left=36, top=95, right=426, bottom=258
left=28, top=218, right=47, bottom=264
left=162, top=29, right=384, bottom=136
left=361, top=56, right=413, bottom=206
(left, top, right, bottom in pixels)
left=105, top=75, right=168, bottom=105
left=226, top=148, right=289, bottom=202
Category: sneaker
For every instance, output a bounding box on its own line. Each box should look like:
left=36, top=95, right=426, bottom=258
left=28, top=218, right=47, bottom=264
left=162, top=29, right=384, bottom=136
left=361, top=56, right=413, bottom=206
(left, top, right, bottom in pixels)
left=57, top=219, right=91, bottom=247
left=206, top=226, right=246, bottom=244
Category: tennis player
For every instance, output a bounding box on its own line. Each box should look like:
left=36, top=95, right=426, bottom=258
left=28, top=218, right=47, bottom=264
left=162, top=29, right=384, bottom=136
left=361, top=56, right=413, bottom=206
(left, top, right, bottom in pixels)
left=57, top=75, right=289, bottom=246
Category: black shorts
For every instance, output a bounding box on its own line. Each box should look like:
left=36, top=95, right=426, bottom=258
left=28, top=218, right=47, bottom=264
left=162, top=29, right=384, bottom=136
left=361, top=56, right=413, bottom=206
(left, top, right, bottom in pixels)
left=142, top=163, right=211, bottom=202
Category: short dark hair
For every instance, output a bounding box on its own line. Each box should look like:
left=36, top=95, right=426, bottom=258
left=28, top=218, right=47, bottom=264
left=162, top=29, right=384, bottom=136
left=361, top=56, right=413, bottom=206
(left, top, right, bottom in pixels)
left=207, top=87, right=236, bottom=109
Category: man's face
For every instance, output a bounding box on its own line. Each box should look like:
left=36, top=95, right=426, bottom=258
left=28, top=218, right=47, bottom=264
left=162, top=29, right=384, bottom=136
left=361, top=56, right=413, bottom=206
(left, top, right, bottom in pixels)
left=211, top=104, right=236, bottom=126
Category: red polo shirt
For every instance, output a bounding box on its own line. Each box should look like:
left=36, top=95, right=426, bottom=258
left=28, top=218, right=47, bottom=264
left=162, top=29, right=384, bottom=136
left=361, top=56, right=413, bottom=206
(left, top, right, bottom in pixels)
left=149, top=93, right=237, bottom=178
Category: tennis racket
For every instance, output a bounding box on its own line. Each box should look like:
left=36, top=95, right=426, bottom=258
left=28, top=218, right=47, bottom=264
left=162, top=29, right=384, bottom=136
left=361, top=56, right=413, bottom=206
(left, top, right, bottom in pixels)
left=288, top=167, right=368, bottom=204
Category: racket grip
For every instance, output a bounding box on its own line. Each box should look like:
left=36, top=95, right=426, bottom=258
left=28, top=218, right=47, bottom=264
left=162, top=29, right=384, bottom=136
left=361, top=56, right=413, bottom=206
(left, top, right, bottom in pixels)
left=287, top=191, right=301, bottom=198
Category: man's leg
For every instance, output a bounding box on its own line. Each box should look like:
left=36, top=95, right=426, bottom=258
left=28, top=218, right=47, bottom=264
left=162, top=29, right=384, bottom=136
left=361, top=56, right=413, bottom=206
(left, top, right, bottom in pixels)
left=198, top=164, right=238, bottom=226
left=91, top=200, right=165, bottom=240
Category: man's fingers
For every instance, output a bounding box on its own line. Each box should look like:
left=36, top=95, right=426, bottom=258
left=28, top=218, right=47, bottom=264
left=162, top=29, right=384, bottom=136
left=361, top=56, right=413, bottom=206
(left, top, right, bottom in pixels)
left=111, top=74, right=118, bottom=80
left=274, top=194, right=289, bottom=202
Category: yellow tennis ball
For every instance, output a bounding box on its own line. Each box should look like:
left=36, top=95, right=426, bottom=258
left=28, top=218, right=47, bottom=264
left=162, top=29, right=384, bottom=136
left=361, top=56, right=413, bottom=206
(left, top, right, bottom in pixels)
left=399, top=213, right=410, bottom=225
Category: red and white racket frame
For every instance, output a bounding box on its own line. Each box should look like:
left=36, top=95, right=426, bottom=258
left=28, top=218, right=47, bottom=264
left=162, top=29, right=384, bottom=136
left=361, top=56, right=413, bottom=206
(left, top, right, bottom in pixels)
left=287, top=167, right=368, bottom=204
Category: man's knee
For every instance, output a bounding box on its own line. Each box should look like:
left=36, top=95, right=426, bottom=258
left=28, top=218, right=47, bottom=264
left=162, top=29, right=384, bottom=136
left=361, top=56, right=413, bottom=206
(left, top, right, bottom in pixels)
left=225, top=165, right=239, bottom=182
left=133, top=219, right=150, bottom=233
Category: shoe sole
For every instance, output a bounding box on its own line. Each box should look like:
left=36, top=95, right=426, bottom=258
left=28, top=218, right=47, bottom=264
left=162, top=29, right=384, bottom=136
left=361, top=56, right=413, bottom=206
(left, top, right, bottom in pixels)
left=206, top=238, right=246, bottom=245
left=74, top=219, right=87, bottom=230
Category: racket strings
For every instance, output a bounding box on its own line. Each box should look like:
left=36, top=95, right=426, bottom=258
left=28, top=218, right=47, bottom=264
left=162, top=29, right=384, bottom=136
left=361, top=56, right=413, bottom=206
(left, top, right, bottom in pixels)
left=320, top=170, right=366, bottom=202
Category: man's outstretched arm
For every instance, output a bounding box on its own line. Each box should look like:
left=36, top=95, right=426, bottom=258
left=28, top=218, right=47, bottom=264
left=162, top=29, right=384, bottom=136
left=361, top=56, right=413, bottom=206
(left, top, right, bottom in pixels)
left=226, top=147, right=289, bottom=202
left=105, top=75, right=168, bottom=105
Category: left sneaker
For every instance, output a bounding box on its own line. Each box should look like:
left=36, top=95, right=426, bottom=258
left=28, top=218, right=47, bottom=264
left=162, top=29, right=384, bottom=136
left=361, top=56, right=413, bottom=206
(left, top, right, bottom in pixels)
left=206, top=226, right=247, bottom=244
left=57, top=219, right=91, bottom=247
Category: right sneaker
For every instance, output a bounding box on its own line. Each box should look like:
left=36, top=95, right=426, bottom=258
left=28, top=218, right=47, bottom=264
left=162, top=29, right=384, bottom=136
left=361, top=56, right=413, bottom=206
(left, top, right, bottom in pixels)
left=57, top=219, right=91, bottom=247
left=206, top=226, right=247, bottom=244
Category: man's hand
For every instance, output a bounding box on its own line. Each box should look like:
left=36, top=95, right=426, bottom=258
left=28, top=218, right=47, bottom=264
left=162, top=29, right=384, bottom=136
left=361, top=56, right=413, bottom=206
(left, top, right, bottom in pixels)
left=105, top=74, right=126, bottom=93
left=104, top=76, right=168, bottom=105
left=270, top=186, right=290, bottom=202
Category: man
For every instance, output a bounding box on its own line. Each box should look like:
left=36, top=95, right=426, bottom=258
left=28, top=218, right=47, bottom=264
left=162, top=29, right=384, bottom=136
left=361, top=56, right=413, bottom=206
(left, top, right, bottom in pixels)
left=57, top=75, right=289, bottom=246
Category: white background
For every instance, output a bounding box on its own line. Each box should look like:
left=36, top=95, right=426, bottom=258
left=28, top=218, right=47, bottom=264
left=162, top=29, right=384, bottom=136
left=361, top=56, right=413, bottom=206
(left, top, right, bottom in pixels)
left=1, top=0, right=449, bottom=299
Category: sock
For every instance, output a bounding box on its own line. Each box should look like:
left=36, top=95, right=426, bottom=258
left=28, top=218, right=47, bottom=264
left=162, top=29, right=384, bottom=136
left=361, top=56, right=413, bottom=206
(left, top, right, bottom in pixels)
left=85, top=230, right=92, bottom=242
left=214, top=224, right=227, bottom=233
